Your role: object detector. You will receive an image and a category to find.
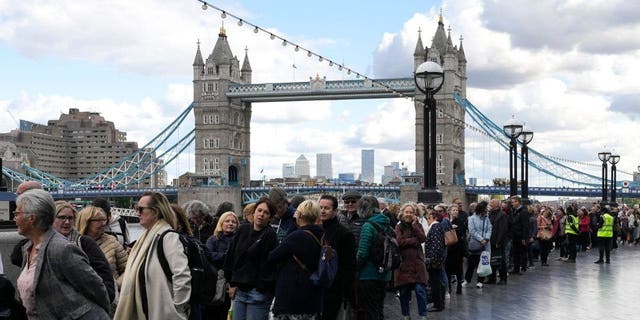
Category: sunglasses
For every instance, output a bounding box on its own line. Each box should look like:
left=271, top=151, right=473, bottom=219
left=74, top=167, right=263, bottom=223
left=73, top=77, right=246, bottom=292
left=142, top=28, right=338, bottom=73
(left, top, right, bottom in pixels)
left=344, top=200, right=357, bottom=204
left=136, top=206, right=153, bottom=213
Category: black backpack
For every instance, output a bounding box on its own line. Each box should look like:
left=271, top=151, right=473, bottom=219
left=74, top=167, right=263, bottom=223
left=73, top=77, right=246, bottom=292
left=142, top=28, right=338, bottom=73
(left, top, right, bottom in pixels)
left=157, top=230, right=218, bottom=306
left=367, top=222, right=402, bottom=273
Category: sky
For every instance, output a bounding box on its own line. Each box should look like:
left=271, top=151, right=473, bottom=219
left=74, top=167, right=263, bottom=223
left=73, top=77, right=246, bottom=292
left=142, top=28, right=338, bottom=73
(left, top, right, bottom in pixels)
left=0, top=0, right=639, bottom=187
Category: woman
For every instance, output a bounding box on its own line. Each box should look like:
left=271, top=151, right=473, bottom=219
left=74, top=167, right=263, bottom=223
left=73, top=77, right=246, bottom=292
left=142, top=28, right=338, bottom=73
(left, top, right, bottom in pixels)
left=114, top=191, right=191, bottom=320
left=223, top=196, right=278, bottom=320
left=76, top=206, right=129, bottom=292
left=463, top=201, right=492, bottom=289
left=445, top=204, right=465, bottom=294
left=424, top=208, right=446, bottom=312
left=205, top=211, right=240, bottom=320
left=355, top=196, right=390, bottom=319
left=184, top=200, right=215, bottom=244
left=553, top=207, right=567, bottom=260
left=578, top=208, right=591, bottom=251
left=15, top=189, right=110, bottom=319
left=266, top=200, right=324, bottom=319
left=241, top=203, right=256, bottom=225
left=537, top=207, right=554, bottom=266
left=394, top=203, right=427, bottom=320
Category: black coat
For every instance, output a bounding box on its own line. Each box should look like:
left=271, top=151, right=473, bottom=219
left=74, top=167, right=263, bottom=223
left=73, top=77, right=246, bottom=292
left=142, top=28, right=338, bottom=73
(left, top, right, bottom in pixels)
left=489, top=209, right=509, bottom=247
left=266, top=224, right=324, bottom=315
left=206, top=232, right=235, bottom=269
left=510, top=206, right=530, bottom=240
left=322, top=216, right=356, bottom=297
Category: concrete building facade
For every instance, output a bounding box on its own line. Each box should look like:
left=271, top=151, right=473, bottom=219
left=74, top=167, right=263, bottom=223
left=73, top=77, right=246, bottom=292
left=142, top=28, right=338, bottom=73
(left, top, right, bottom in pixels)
left=295, top=154, right=310, bottom=178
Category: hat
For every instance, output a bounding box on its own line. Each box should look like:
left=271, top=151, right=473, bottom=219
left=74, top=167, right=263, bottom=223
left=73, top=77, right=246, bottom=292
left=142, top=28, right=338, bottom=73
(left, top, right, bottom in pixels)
left=268, top=187, right=288, bottom=204
left=342, top=190, right=362, bottom=201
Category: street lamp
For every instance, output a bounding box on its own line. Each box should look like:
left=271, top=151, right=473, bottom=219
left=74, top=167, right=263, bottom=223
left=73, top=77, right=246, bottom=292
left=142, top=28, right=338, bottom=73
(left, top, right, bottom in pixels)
left=414, top=61, right=444, bottom=203
left=503, top=117, right=523, bottom=198
left=517, top=129, right=534, bottom=201
left=609, top=154, right=620, bottom=205
left=598, top=151, right=611, bottom=203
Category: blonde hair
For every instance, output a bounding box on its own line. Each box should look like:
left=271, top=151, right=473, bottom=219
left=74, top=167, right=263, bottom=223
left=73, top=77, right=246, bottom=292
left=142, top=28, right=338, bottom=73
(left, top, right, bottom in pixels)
left=242, top=203, right=256, bottom=221
left=171, top=203, right=193, bottom=236
left=55, top=200, right=76, bottom=217
left=398, top=202, right=418, bottom=220
left=75, top=206, right=106, bottom=235
left=296, top=200, right=320, bottom=224
left=141, top=191, right=177, bottom=229
left=214, top=211, right=239, bottom=236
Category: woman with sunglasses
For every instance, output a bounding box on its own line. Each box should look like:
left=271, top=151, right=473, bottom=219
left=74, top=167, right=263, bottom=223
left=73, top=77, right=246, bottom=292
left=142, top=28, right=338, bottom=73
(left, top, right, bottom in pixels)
left=114, top=191, right=191, bottom=320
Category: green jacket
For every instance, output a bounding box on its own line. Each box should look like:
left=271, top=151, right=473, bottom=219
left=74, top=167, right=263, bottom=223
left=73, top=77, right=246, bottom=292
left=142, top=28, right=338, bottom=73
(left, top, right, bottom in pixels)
left=356, top=213, right=392, bottom=281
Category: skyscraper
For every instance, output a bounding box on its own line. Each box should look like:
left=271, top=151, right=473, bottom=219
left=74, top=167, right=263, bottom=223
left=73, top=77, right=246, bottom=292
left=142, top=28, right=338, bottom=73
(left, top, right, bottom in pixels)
left=295, top=154, right=310, bottom=177
left=361, top=149, right=374, bottom=183
left=316, top=153, right=332, bottom=179
left=282, top=163, right=295, bottom=178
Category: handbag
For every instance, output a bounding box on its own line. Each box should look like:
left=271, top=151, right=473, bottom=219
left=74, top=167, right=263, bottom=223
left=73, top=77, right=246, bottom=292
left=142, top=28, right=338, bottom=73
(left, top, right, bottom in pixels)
left=539, top=229, right=552, bottom=240
left=467, top=219, right=486, bottom=254
left=444, top=229, right=458, bottom=246
left=211, top=269, right=229, bottom=306
left=476, top=250, right=492, bottom=277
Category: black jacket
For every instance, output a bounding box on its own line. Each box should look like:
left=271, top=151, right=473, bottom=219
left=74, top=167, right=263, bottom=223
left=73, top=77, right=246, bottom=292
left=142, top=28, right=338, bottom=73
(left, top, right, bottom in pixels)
left=489, top=209, right=509, bottom=247
left=223, top=223, right=278, bottom=293
left=510, top=206, right=530, bottom=240
left=322, top=216, right=356, bottom=297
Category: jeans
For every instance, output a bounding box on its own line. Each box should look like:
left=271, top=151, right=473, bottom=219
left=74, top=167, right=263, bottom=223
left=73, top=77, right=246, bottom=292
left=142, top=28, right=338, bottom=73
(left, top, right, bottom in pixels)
left=504, top=239, right=512, bottom=269
left=232, top=288, right=273, bottom=320
left=398, top=283, right=427, bottom=316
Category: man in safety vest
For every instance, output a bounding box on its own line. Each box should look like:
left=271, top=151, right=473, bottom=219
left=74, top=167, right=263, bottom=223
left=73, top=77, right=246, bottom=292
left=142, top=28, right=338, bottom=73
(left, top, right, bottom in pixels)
left=594, top=207, right=614, bottom=264
left=564, top=207, right=579, bottom=263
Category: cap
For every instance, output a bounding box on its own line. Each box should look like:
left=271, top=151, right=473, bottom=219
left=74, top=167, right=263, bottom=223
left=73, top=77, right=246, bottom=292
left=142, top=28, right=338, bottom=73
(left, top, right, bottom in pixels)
left=342, top=190, right=362, bottom=201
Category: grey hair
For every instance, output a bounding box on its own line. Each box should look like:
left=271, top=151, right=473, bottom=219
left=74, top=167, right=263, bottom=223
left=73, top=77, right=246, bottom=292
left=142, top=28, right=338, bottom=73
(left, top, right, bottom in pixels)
left=358, top=196, right=380, bottom=219
left=17, top=189, right=55, bottom=230
left=183, top=200, right=211, bottom=217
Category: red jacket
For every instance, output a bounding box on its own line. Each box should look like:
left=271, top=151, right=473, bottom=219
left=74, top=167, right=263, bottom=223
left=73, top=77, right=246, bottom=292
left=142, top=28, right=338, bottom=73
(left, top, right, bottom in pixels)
left=579, top=216, right=590, bottom=233
left=394, top=222, right=428, bottom=286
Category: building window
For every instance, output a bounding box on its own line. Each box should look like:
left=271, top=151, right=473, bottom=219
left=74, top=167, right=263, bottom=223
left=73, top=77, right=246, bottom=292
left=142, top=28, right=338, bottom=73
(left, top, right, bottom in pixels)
left=214, top=114, right=219, bottom=124
left=436, top=134, right=443, bottom=144
left=438, top=110, right=444, bottom=118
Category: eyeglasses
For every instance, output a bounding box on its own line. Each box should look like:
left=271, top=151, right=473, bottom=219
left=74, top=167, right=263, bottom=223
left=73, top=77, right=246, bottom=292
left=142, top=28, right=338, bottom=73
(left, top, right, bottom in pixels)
left=136, top=206, right=152, bottom=214
left=344, top=200, right=357, bottom=204
left=89, top=218, right=108, bottom=223
left=56, top=215, right=75, bottom=221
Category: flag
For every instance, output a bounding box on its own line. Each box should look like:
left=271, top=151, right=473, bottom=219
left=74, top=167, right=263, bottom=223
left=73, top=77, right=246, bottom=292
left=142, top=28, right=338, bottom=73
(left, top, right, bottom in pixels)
left=260, top=169, right=264, bottom=174
left=292, top=64, right=297, bottom=69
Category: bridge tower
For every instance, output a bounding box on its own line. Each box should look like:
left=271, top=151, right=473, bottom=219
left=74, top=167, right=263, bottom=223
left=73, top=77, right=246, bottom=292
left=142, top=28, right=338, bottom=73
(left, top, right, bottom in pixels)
left=192, top=26, right=252, bottom=187
left=413, top=13, right=467, bottom=201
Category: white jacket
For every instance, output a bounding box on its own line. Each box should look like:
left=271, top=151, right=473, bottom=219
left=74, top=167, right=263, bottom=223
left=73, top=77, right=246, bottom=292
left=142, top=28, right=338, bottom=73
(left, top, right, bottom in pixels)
left=143, top=225, right=191, bottom=320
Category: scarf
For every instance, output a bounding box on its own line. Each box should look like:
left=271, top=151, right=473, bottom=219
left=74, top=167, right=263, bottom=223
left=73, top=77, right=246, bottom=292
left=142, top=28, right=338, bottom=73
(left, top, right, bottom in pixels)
left=114, top=220, right=168, bottom=320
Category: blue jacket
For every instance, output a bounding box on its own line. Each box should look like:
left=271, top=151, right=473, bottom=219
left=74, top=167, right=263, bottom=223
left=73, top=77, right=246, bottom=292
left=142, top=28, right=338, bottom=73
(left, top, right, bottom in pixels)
left=206, top=232, right=235, bottom=269
left=469, top=213, right=492, bottom=250
left=356, top=213, right=392, bottom=281
left=266, top=224, right=324, bottom=315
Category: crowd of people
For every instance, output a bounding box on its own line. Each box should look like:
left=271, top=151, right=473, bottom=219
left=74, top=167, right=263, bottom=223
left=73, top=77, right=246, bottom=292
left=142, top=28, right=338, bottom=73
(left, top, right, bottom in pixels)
left=2, top=180, right=638, bottom=320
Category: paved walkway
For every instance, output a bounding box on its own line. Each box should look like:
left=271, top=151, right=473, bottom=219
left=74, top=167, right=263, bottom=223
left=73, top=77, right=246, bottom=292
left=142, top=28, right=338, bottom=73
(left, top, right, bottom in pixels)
left=383, top=244, right=639, bottom=319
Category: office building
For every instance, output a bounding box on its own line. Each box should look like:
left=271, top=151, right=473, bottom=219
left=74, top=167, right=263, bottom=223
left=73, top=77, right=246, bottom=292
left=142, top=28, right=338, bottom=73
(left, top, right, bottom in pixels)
left=316, top=153, right=332, bottom=179
left=361, top=149, right=374, bottom=183
left=295, top=154, right=310, bottom=177
left=282, top=163, right=295, bottom=178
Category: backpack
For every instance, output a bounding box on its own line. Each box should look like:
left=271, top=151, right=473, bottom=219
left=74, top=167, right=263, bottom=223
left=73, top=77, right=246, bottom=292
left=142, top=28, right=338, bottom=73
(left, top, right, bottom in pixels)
left=157, top=230, right=218, bottom=306
left=367, top=222, right=402, bottom=273
left=292, top=230, right=339, bottom=289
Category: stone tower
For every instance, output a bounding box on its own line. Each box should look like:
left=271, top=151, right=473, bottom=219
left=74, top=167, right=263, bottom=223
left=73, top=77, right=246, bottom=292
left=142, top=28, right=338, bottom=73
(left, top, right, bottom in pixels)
left=192, top=26, right=252, bottom=187
left=413, top=13, right=467, bottom=191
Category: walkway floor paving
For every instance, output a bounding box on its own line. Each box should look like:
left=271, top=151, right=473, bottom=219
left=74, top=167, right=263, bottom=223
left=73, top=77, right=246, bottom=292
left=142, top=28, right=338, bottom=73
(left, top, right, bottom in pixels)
left=383, top=244, right=639, bottom=320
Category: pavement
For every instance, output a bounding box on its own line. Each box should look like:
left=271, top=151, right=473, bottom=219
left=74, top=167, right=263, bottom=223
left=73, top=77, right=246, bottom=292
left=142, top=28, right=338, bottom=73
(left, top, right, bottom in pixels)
left=383, top=244, right=639, bottom=320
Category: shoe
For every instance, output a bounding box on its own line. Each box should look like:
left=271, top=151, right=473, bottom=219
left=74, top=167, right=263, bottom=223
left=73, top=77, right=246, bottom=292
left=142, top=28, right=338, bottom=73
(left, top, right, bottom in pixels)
left=445, top=292, right=451, bottom=299
left=451, top=275, right=457, bottom=283
left=511, top=271, right=522, bottom=275
left=605, top=260, right=610, bottom=264
left=484, top=280, right=496, bottom=285
left=560, top=257, right=568, bottom=261
left=428, top=307, right=444, bottom=312
left=594, top=260, right=604, bottom=264
left=456, top=288, right=462, bottom=294
left=555, top=257, right=563, bottom=261
left=541, top=263, right=549, bottom=267
left=461, top=280, right=469, bottom=287
left=496, top=280, right=507, bottom=285
left=564, top=259, right=575, bottom=263
left=476, top=282, right=483, bottom=288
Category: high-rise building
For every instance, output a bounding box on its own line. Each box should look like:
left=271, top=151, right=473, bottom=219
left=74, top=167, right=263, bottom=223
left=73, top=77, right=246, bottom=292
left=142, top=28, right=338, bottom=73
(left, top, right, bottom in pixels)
left=0, top=108, right=163, bottom=187
left=282, top=163, right=295, bottom=178
left=295, top=155, right=310, bottom=177
left=316, top=153, right=332, bottom=179
left=361, top=149, right=374, bottom=183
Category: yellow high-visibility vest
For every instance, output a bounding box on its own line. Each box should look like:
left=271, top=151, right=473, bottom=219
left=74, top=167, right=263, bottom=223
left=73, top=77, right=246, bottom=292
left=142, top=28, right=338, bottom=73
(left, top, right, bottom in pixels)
left=565, top=215, right=579, bottom=235
left=597, top=213, right=614, bottom=238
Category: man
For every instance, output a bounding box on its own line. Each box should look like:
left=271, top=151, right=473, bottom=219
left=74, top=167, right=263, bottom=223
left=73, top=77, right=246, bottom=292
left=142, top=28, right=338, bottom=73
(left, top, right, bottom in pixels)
left=183, top=199, right=214, bottom=244
left=378, top=197, right=397, bottom=227
left=318, top=194, right=356, bottom=320
left=15, top=181, right=42, bottom=195
left=487, top=199, right=509, bottom=285
left=509, top=196, right=529, bottom=274
left=564, top=206, right=579, bottom=263
left=341, top=190, right=366, bottom=243
left=595, top=207, right=614, bottom=264
left=269, top=187, right=297, bottom=243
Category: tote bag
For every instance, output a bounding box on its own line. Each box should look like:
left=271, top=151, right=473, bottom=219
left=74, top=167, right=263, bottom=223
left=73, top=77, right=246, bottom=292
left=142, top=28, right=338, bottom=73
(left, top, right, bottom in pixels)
left=477, top=250, right=492, bottom=277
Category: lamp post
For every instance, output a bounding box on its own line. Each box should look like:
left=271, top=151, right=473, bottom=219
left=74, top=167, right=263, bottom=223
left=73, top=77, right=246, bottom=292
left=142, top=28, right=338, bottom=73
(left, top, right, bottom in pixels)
left=598, top=151, right=611, bottom=203
left=503, top=117, right=523, bottom=198
left=517, top=130, right=534, bottom=201
left=414, top=61, right=444, bottom=203
left=609, top=154, right=620, bottom=206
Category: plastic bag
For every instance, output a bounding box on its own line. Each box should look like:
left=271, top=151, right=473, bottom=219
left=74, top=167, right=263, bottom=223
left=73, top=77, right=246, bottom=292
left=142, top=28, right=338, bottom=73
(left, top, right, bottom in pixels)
left=477, top=250, right=492, bottom=277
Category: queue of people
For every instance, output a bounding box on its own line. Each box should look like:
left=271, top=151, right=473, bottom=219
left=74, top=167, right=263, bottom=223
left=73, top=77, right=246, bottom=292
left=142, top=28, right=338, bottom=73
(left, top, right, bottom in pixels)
left=5, top=181, right=637, bottom=320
